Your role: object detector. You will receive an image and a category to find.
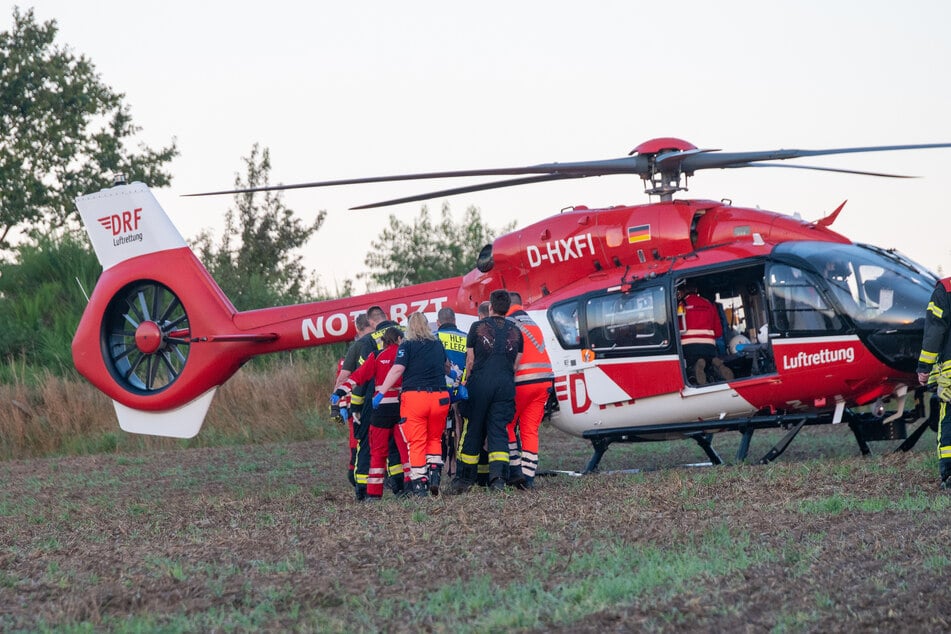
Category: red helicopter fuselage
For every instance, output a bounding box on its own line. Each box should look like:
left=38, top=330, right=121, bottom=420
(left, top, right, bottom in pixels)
left=72, top=184, right=933, bottom=455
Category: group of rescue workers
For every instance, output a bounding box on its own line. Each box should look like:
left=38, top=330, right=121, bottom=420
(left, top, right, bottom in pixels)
left=330, top=289, right=554, bottom=500
left=326, top=271, right=951, bottom=497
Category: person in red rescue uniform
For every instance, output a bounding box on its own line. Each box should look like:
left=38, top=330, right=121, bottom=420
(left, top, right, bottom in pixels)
left=917, top=276, right=951, bottom=490
left=333, top=327, right=409, bottom=501
left=351, top=305, right=404, bottom=499
left=504, top=291, right=554, bottom=489
left=678, top=282, right=734, bottom=385
left=375, top=312, right=451, bottom=497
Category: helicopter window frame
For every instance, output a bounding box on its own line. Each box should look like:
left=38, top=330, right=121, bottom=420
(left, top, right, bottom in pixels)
left=766, top=261, right=846, bottom=336
left=581, top=285, right=672, bottom=357
left=548, top=301, right=582, bottom=349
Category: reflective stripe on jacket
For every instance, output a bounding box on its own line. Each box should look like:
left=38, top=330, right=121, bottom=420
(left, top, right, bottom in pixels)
left=918, top=278, right=951, bottom=375
left=507, top=306, right=554, bottom=386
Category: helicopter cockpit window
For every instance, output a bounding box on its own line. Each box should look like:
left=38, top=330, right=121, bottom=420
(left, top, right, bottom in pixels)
left=767, top=264, right=844, bottom=334
left=584, top=286, right=669, bottom=353
left=773, top=241, right=937, bottom=332
left=549, top=302, right=581, bottom=349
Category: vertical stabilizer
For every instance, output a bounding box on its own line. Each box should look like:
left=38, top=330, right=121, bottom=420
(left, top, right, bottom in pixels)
left=76, top=183, right=187, bottom=269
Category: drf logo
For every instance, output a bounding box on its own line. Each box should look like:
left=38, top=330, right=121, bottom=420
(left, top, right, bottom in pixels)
left=98, top=208, right=142, bottom=235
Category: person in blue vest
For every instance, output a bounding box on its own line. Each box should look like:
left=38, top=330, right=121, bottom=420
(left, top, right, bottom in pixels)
left=435, top=307, right=467, bottom=479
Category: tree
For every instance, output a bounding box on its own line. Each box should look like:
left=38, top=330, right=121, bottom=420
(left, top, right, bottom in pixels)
left=0, top=7, right=177, bottom=245
left=196, top=144, right=324, bottom=310
left=362, top=202, right=515, bottom=289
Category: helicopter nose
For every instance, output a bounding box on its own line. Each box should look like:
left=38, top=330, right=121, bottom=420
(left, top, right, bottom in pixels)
left=862, top=326, right=923, bottom=374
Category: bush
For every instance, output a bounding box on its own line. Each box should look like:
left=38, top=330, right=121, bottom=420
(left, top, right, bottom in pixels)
left=0, top=232, right=100, bottom=376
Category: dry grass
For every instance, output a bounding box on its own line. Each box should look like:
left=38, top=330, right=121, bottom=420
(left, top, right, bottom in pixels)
left=0, top=357, right=338, bottom=460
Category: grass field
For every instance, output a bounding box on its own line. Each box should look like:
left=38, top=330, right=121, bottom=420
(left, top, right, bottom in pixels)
left=2, top=415, right=949, bottom=633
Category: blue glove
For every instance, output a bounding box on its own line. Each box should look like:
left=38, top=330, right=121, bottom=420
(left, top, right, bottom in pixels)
left=372, top=392, right=384, bottom=409
left=450, top=384, right=468, bottom=403
left=331, top=388, right=347, bottom=405
left=339, top=407, right=348, bottom=421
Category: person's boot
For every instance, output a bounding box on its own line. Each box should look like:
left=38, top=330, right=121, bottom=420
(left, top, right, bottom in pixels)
left=427, top=464, right=443, bottom=497
left=354, top=484, right=367, bottom=502
left=488, top=461, right=507, bottom=492
left=694, top=358, right=707, bottom=385
left=447, top=463, right=476, bottom=495
left=713, top=357, right=734, bottom=381
left=409, top=477, right=429, bottom=498
left=506, top=463, right=526, bottom=488
left=386, top=474, right=406, bottom=498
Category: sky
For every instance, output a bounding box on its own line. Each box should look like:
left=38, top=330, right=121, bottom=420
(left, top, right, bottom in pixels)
left=10, top=1, right=951, bottom=290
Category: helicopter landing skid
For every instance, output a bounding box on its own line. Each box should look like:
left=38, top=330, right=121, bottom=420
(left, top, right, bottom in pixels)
left=578, top=399, right=934, bottom=475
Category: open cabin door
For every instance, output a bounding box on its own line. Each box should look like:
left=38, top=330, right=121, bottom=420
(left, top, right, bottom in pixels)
left=676, top=263, right=775, bottom=387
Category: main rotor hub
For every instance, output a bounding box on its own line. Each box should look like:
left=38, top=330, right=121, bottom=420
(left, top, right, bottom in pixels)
left=631, top=137, right=699, bottom=201
left=630, top=137, right=697, bottom=155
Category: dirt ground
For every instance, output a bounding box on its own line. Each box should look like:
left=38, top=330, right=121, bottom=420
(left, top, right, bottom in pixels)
left=1, top=422, right=949, bottom=632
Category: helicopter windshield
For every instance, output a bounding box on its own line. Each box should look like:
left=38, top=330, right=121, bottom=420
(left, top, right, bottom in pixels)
left=773, top=241, right=937, bottom=331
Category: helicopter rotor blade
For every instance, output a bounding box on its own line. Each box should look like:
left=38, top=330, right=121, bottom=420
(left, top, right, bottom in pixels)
left=183, top=141, right=951, bottom=203
left=184, top=157, right=647, bottom=198
left=727, top=162, right=916, bottom=178
left=350, top=174, right=584, bottom=210
left=678, top=143, right=951, bottom=173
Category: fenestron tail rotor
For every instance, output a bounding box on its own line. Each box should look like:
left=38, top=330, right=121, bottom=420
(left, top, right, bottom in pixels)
left=103, top=281, right=191, bottom=394
left=185, top=138, right=951, bottom=206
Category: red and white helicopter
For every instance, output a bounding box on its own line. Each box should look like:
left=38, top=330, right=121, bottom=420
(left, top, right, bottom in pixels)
left=72, top=138, right=950, bottom=471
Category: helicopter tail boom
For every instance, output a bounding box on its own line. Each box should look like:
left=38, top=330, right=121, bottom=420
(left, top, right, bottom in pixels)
left=72, top=183, right=473, bottom=438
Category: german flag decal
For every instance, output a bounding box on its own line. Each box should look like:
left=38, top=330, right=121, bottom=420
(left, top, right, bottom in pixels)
left=627, top=224, right=651, bottom=243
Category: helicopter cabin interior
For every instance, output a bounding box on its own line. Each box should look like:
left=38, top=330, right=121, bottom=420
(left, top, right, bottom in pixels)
left=546, top=251, right=897, bottom=388
left=548, top=262, right=778, bottom=386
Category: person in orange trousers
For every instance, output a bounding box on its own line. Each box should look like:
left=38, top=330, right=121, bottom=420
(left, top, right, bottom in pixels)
left=505, top=292, right=554, bottom=489
left=376, top=312, right=450, bottom=497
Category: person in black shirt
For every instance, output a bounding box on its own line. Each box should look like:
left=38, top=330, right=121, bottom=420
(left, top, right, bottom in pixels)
left=376, top=312, right=450, bottom=497
left=449, top=289, right=523, bottom=493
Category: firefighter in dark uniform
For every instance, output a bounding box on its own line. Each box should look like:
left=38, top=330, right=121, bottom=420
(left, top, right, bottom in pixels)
left=917, top=277, right=951, bottom=489
left=334, top=313, right=372, bottom=490
left=450, top=289, right=523, bottom=493
left=351, top=305, right=404, bottom=500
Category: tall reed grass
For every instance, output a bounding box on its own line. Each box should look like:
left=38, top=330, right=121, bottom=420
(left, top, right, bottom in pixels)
left=0, top=347, right=344, bottom=460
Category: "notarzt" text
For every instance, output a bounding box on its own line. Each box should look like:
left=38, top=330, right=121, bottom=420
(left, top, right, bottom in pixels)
left=301, top=297, right=449, bottom=341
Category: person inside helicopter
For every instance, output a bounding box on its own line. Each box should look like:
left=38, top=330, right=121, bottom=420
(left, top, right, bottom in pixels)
left=677, top=282, right=735, bottom=386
